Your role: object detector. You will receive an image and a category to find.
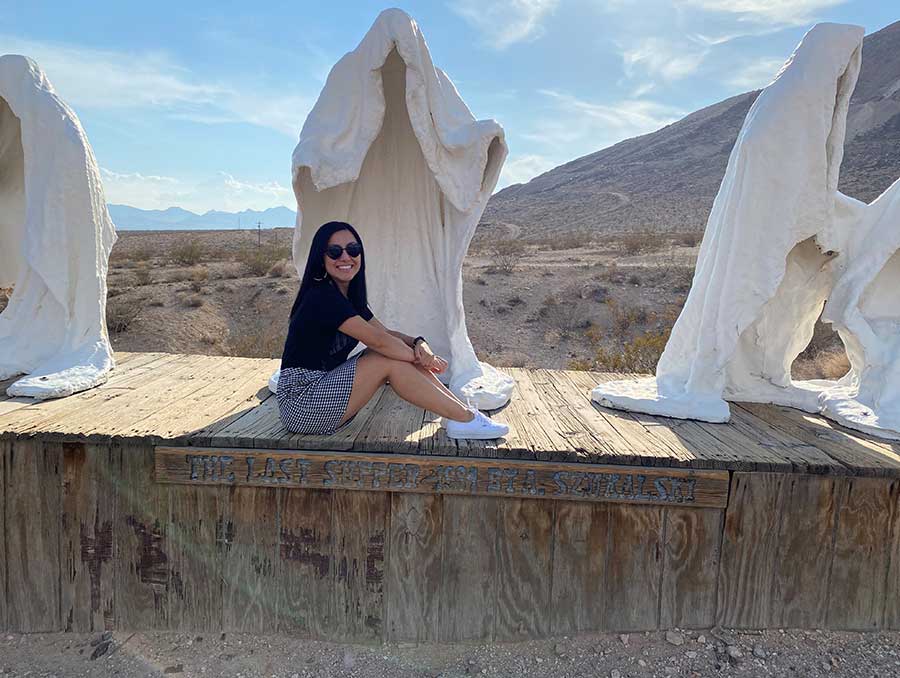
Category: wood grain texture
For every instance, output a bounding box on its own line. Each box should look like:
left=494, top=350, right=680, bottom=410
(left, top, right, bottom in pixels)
left=331, top=490, right=388, bottom=641
left=770, top=475, right=841, bottom=628
left=495, top=499, right=554, bottom=640
left=827, top=477, right=895, bottom=630
left=6, top=441, right=62, bottom=632
left=276, top=488, right=334, bottom=637
left=0, top=441, right=7, bottom=631
left=115, top=443, right=170, bottom=630
left=604, top=503, right=664, bottom=631
left=550, top=502, right=608, bottom=634
left=660, top=507, right=722, bottom=629
left=156, top=447, right=729, bottom=509
left=221, top=486, right=278, bottom=632
left=440, top=496, right=498, bottom=642
left=61, top=443, right=117, bottom=632
left=883, top=482, right=900, bottom=629
left=167, top=485, right=224, bottom=631
left=385, top=493, right=443, bottom=642
left=717, top=473, right=785, bottom=628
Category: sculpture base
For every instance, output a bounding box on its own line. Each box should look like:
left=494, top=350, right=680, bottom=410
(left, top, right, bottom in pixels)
left=591, top=376, right=730, bottom=423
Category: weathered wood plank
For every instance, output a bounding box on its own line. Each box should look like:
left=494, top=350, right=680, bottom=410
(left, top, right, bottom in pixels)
left=276, top=488, right=334, bottom=637
left=495, top=498, right=554, bottom=640
left=550, top=502, right=608, bottom=634
left=884, top=482, right=900, bottom=630
left=61, top=443, right=116, bottom=632
left=331, top=490, right=388, bottom=641
left=739, top=403, right=900, bottom=477
left=440, top=496, right=498, bottom=642
left=0, top=353, right=186, bottom=438
left=770, top=475, right=841, bottom=628
left=221, top=486, right=278, bottom=632
left=385, top=493, right=443, bottom=642
left=827, top=477, right=895, bottom=630
left=660, top=507, right=722, bottom=629
left=7, top=440, right=62, bottom=631
left=167, top=485, right=224, bottom=631
left=353, top=387, right=425, bottom=454
left=0, top=441, right=7, bottom=631
left=604, top=504, right=665, bottom=631
left=717, top=473, right=785, bottom=628
left=115, top=443, right=170, bottom=630
left=156, top=447, right=730, bottom=509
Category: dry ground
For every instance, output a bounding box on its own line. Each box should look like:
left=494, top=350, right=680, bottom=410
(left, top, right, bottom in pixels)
left=2, top=628, right=899, bottom=677
left=102, top=229, right=846, bottom=379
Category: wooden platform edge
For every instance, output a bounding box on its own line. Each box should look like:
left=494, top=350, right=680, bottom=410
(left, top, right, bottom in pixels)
left=154, top=446, right=730, bottom=509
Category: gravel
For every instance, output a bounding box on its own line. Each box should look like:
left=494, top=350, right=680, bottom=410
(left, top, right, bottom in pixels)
left=2, top=628, right=900, bottom=677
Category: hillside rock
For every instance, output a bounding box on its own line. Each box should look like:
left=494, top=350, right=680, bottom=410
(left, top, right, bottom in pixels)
left=485, top=20, right=900, bottom=237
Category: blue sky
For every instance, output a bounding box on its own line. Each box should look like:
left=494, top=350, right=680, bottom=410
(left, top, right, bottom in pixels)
left=1, top=1, right=896, bottom=213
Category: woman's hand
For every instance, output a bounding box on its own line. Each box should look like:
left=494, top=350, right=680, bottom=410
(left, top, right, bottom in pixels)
left=414, top=341, right=448, bottom=374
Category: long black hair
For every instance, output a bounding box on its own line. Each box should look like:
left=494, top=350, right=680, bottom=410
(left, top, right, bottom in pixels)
left=292, top=221, right=368, bottom=315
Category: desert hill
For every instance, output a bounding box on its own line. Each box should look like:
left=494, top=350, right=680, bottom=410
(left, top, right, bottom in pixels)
left=484, top=20, right=900, bottom=238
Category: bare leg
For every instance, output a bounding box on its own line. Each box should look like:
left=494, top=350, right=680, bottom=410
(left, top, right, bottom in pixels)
left=340, top=351, right=472, bottom=425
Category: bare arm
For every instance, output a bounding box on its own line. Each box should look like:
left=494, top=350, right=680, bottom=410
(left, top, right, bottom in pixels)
left=369, top=317, right=416, bottom=347
left=338, top=316, right=416, bottom=362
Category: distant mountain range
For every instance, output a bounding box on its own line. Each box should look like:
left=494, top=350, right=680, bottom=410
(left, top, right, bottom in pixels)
left=484, top=20, right=900, bottom=237
left=108, top=204, right=296, bottom=231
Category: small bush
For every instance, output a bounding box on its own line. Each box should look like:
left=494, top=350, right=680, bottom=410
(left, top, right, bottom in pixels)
left=675, top=232, right=703, bottom=248
left=236, top=243, right=292, bottom=277
left=131, top=244, right=155, bottom=262
left=539, top=295, right=587, bottom=337
left=184, top=295, right=204, bottom=308
left=169, top=237, right=205, bottom=266
left=592, top=329, right=670, bottom=374
left=133, top=264, right=153, bottom=286
left=627, top=274, right=642, bottom=286
left=106, top=297, right=144, bottom=334
left=267, top=259, right=292, bottom=278
left=491, top=239, right=526, bottom=274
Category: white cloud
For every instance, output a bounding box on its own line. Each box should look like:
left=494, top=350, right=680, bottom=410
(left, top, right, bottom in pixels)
left=725, top=57, right=786, bottom=89
left=101, top=168, right=293, bottom=213
left=677, top=0, right=847, bottom=25
left=450, top=0, right=560, bottom=49
left=497, top=153, right=558, bottom=188
left=1, top=36, right=312, bottom=136
left=529, top=90, right=684, bottom=145
left=621, top=37, right=708, bottom=82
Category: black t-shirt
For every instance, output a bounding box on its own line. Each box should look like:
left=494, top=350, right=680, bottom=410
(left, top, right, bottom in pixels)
left=280, top=280, right=374, bottom=371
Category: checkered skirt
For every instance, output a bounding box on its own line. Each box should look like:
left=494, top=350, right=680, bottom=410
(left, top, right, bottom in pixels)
left=277, top=354, right=360, bottom=435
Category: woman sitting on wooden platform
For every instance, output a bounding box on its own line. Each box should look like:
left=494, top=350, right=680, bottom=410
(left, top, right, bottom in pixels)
left=278, top=221, right=509, bottom=440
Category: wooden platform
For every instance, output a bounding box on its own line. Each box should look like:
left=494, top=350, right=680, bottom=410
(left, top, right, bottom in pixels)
left=2, top=352, right=900, bottom=639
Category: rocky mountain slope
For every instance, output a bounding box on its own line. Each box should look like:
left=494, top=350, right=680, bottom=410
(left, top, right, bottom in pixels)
left=485, top=20, right=900, bottom=238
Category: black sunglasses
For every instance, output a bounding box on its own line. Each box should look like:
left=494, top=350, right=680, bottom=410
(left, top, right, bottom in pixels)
left=325, top=242, right=362, bottom=260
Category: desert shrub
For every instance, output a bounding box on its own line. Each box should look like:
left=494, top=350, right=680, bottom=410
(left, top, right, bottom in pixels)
left=131, top=244, right=155, bottom=262
left=227, top=319, right=288, bottom=359
left=627, top=273, right=642, bottom=286
left=133, top=264, right=153, bottom=286
left=267, top=259, right=292, bottom=278
left=605, top=298, right=639, bottom=341
left=491, top=239, right=526, bottom=274
left=184, top=295, right=204, bottom=308
left=190, top=266, right=209, bottom=282
left=507, top=295, right=525, bottom=308
left=236, top=243, right=291, bottom=277
left=529, top=233, right=586, bottom=251
left=475, top=276, right=487, bottom=286
left=148, top=299, right=164, bottom=307
left=617, top=234, right=647, bottom=256
left=675, top=232, right=703, bottom=248
left=581, top=284, right=609, bottom=303
left=591, top=329, right=670, bottom=374
left=106, top=296, right=144, bottom=334
left=169, top=237, right=205, bottom=266
left=539, top=295, right=587, bottom=337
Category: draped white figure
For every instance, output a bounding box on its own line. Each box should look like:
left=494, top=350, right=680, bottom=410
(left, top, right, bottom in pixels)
left=0, top=55, right=116, bottom=399
left=283, top=8, right=513, bottom=409
left=591, top=23, right=865, bottom=423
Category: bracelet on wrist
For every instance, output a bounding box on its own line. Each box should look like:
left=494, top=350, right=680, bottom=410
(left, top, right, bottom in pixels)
left=412, top=336, right=427, bottom=348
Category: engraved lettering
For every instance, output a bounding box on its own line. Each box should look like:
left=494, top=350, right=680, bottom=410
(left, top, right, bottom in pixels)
left=371, top=462, right=387, bottom=488
left=323, top=460, right=339, bottom=486
left=220, top=456, right=235, bottom=483
left=404, top=464, right=420, bottom=489
left=245, top=456, right=255, bottom=482
left=654, top=478, right=669, bottom=501
left=187, top=455, right=202, bottom=481
left=553, top=471, right=567, bottom=495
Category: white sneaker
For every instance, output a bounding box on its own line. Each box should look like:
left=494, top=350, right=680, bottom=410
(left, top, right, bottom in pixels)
left=445, top=408, right=509, bottom=440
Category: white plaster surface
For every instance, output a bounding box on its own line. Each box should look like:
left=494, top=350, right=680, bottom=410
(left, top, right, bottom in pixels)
left=276, top=8, right=513, bottom=409
left=592, top=23, right=865, bottom=423
left=0, top=55, right=116, bottom=399
left=819, top=176, right=900, bottom=439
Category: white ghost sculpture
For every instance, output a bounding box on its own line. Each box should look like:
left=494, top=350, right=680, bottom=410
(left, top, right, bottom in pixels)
left=818, top=177, right=900, bottom=439
left=0, top=55, right=116, bottom=399
left=591, top=23, right=865, bottom=423
left=278, top=8, right=513, bottom=409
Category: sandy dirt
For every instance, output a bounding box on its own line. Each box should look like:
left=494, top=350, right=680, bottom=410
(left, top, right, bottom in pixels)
left=2, top=628, right=899, bottom=677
